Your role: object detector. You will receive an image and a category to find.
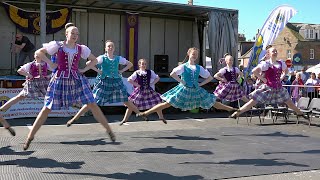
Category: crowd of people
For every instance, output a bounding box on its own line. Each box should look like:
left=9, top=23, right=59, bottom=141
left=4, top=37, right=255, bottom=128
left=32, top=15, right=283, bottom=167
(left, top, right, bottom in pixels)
left=1, top=22, right=315, bottom=151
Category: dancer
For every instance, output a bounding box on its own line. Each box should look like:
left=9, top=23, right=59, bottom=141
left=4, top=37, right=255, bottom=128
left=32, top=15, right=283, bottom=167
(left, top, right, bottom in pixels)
left=120, top=58, right=165, bottom=125
left=136, top=47, right=236, bottom=119
left=213, top=54, right=249, bottom=103
left=23, top=23, right=115, bottom=151
left=0, top=54, right=52, bottom=112
left=66, top=40, right=145, bottom=126
left=230, top=47, right=309, bottom=119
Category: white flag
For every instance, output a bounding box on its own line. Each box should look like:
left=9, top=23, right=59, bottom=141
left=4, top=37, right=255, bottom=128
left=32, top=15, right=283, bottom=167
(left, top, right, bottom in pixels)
left=244, top=5, right=297, bottom=78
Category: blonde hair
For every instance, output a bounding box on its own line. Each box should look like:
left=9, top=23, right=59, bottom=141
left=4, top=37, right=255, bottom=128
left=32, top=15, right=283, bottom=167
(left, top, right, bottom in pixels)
left=180, top=47, right=199, bottom=64
left=65, top=22, right=74, bottom=30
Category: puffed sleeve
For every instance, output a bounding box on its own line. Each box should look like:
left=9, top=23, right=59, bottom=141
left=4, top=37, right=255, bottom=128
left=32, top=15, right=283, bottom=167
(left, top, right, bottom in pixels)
left=119, top=56, right=130, bottom=65
left=20, top=62, right=32, bottom=72
left=171, top=64, right=185, bottom=75
left=280, top=60, right=287, bottom=70
left=257, top=61, right=269, bottom=71
left=218, top=67, right=227, bottom=75
left=128, top=71, right=138, bottom=81
left=80, top=45, right=91, bottom=59
left=199, top=66, right=210, bottom=78
left=96, top=55, right=104, bottom=64
left=150, top=70, right=159, bottom=83
left=42, top=41, right=60, bottom=55
left=235, top=67, right=241, bottom=74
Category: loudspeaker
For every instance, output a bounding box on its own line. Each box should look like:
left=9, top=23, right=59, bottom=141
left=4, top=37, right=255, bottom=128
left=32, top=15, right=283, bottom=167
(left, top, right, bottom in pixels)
left=154, top=55, right=168, bottom=73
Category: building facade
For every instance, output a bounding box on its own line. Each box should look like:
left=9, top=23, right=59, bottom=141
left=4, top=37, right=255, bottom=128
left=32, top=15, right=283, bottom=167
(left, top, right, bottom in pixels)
left=272, top=23, right=320, bottom=70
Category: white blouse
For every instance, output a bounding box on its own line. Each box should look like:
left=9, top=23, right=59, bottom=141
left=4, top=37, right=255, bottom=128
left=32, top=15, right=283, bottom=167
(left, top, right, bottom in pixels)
left=172, top=63, right=210, bottom=78
left=43, top=41, right=91, bottom=68
left=96, top=55, right=128, bottom=65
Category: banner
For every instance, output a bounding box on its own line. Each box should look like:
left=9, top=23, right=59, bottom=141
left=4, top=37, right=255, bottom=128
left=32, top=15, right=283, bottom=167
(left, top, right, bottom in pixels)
left=125, top=13, right=139, bottom=70
left=0, top=78, right=133, bottom=119
left=2, top=2, right=71, bottom=35
left=244, top=5, right=297, bottom=78
left=0, top=88, right=78, bottom=119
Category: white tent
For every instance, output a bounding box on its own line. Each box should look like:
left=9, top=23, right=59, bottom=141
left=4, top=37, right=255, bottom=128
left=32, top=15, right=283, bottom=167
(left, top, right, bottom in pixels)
left=306, top=64, right=320, bottom=74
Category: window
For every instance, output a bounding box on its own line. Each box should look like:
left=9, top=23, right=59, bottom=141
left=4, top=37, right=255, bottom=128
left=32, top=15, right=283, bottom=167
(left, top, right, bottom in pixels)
left=287, top=50, right=292, bottom=59
left=309, top=29, right=314, bottom=39
left=310, top=49, right=314, bottom=59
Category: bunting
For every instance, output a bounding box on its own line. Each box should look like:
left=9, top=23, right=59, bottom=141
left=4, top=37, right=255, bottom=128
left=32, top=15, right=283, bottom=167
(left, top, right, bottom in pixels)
left=2, top=2, right=71, bottom=35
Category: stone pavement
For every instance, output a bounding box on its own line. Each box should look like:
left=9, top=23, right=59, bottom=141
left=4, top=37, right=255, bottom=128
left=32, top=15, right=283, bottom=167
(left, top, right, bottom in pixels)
left=1, top=111, right=320, bottom=180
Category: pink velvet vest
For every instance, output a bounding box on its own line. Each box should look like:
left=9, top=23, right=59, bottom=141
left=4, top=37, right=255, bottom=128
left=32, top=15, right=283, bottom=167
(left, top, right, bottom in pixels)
left=29, top=61, right=48, bottom=79
left=265, top=61, right=282, bottom=89
left=56, top=43, right=82, bottom=79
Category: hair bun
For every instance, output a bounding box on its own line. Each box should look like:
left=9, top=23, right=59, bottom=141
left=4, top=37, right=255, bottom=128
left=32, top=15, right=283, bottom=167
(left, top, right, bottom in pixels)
left=65, top=22, right=74, bottom=29
left=266, top=45, right=272, bottom=50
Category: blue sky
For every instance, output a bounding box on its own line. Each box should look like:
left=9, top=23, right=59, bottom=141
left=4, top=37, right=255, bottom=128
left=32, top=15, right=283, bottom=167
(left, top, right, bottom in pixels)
left=160, top=0, right=320, bottom=41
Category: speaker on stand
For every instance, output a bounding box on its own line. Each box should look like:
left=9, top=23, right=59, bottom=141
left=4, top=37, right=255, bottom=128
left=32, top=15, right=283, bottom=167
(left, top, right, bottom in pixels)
left=154, top=55, right=168, bottom=73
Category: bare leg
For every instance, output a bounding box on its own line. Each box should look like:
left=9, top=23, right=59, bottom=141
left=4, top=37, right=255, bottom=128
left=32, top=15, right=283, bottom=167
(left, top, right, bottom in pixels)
left=241, top=96, right=250, bottom=103
left=285, top=99, right=304, bottom=115
left=142, top=102, right=171, bottom=116
left=156, top=109, right=167, bottom=124
left=0, top=95, right=25, bottom=111
left=0, top=116, right=15, bottom=136
left=66, top=104, right=89, bottom=126
left=87, top=103, right=115, bottom=142
left=23, top=106, right=51, bottom=150
left=213, top=102, right=237, bottom=112
left=230, top=99, right=258, bottom=118
left=120, top=108, right=133, bottom=125
left=124, top=101, right=140, bottom=114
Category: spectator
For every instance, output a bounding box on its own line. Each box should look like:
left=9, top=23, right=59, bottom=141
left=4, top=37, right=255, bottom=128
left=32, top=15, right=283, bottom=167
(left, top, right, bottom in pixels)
left=13, top=33, right=35, bottom=69
left=305, top=73, right=319, bottom=104
left=281, top=75, right=291, bottom=93
left=291, top=72, right=304, bottom=105
left=301, top=66, right=310, bottom=83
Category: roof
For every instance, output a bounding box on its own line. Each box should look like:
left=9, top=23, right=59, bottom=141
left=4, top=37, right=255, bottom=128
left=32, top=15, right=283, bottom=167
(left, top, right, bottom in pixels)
left=286, top=23, right=307, bottom=41
left=3, top=0, right=238, bottom=20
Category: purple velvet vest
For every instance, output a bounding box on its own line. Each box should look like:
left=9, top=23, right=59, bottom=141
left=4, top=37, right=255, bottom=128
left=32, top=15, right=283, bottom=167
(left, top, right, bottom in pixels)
left=56, top=42, right=82, bottom=79
left=224, top=67, right=237, bottom=82
left=29, top=61, right=48, bottom=79
left=136, top=70, right=151, bottom=89
left=265, top=60, right=282, bottom=89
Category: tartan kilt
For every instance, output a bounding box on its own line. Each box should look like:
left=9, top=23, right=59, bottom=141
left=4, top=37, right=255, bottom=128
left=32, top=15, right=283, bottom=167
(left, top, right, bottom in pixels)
left=214, top=81, right=244, bottom=101
left=249, top=84, right=290, bottom=104
left=45, top=72, right=95, bottom=110
left=19, top=77, right=49, bottom=98
left=92, top=77, right=129, bottom=105
left=161, top=84, right=216, bottom=111
left=128, top=87, right=162, bottom=110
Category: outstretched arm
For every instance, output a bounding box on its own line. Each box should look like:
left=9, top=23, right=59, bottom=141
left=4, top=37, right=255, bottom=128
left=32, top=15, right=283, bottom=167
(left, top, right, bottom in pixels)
left=35, top=48, right=57, bottom=69
left=119, top=61, right=133, bottom=74
left=170, top=72, right=185, bottom=85
left=199, top=75, right=213, bottom=87
left=80, top=54, right=98, bottom=73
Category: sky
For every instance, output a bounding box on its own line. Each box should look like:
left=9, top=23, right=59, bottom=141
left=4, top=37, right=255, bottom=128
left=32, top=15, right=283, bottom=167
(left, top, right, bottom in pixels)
left=160, top=0, right=320, bottom=41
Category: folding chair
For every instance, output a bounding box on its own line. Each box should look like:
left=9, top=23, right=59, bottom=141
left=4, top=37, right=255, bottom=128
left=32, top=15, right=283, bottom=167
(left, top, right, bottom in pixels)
left=289, top=97, right=312, bottom=126
left=309, top=98, right=320, bottom=126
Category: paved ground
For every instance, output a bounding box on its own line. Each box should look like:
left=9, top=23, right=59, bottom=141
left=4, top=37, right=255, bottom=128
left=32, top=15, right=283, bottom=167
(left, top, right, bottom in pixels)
left=1, top=110, right=320, bottom=180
